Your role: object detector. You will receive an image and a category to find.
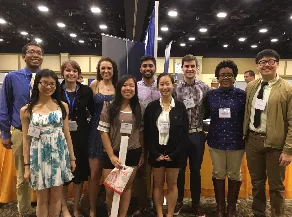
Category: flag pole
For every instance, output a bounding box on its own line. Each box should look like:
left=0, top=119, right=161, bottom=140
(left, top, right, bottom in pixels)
left=154, top=1, right=159, bottom=59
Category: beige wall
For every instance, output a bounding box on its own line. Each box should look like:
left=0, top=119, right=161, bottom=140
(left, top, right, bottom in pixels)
left=0, top=53, right=291, bottom=85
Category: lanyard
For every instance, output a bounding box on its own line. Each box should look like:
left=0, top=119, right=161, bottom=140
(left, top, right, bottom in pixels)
left=64, top=86, right=78, bottom=114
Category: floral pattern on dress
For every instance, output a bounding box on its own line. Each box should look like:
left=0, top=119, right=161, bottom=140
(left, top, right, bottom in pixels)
left=29, top=110, right=74, bottom=190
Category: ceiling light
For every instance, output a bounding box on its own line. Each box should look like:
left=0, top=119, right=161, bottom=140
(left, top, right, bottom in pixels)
left=189, top=37, right=196, bottom=41
left=57, top=22, right=66, bottom=28
left=79, top=40, right=84, bottom=43
left=168, top=10, right=178, bottom=17
left=157, top=37, right=162, bottom=41
left=180, top=43, right=186, bottom=47
left=161, top=26, right=168, bottom=31
left=70, top=33, right=77, bottom=37
left=99, top=24, right=107, bottom=29
left=217, top=12, right=227, bottom=18
left=35, top=38, right=42, bottom=43
left=251, top=44, right=257, bottom=48
left=0, top=38, right=3, bottom=41
left=259, top=28, right=268, bottom=33
left=290, top=15, right=292, bottom=19
left=38, top=5, right=49, bottom=12
left=271, top=38, right=278, bottom=42
left=0, top=18, right=6, bottom=24
left=238, top=37, right=246, bottom=42
left=20, top=31, right=28, bottom=35
left=199, top=28, right=208, bottom=32
left=223, top=44, right=228, bottom=48
left=91, top=6, right=101, bottom=13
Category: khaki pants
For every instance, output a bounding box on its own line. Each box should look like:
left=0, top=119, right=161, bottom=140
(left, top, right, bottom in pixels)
left=209, top=147, right=245, bottom=181
left=246, top=131, right=285, bottom=217
left=11, top=129, right=31, bottom=215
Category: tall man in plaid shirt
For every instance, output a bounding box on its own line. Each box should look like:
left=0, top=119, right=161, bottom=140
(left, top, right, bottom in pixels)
left=174, top=54, right=210, bottom=216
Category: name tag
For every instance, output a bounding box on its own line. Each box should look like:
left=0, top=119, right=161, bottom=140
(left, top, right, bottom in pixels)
left=27, top=124, right=41, bottom=138
left=183, top=98, right=196, bottom=109
left=120, top=123, right=132, bottom=134
left=254, top=99, right=266, bottom=111
left=159, top=122, right=170, bottom=134
left=141, top=99, right=151, bottom=108
left=69, top=120, right=78, bottom=131
left=219, top=108, right=231, bottom=118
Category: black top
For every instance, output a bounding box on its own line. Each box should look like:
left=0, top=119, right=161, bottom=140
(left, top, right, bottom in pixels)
left=60, top=81, right=94, bottom=184
left=144, top=99, right=189, bottom=166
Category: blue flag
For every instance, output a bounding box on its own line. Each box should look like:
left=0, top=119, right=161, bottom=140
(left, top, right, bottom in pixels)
left=164, top=41, right=173, bottom=73
left=145, top=9, right=155, bottom=56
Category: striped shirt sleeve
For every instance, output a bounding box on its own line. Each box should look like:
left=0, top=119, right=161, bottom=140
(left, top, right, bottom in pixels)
left=97, top=102, right=110, bottom=133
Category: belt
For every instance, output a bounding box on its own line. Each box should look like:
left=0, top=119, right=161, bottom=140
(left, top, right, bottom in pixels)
left=189, top=127, right=203, bottom=133
left=249, top=130, right=266, bottom=137
left=14, top=126, right=22, bottom=131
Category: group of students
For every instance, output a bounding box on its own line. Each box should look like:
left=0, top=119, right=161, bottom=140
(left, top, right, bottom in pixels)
left=1, top=41, right=292, bottom=217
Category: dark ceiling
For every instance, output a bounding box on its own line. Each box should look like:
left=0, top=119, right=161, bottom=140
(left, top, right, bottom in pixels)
left=0, top=0, right=292, bottom=58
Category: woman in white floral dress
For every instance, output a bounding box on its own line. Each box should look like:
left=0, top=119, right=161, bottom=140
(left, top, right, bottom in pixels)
left=20, top=69, right=76, bottom=217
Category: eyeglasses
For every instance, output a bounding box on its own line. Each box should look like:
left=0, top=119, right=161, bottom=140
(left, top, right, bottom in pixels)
left=258, top=59, right=278, bottom=66
left=39, top=82, right=56, bottom=88
left=26, top=50, right=43, bottom=56
left=142, top=64, right=154, bottom=68
left=219, top=73, right=234, bottom=79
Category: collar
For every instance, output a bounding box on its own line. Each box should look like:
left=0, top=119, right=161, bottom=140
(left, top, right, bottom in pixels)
left=159, top=97, right=175, bottom=109
left=261, top=74, right=279, bottom=87
left=141, top=79, right=156, bottom=87
left=182, top=78, right=197, bottom=86
left=218, top=86, right=235, bottom=92
left=23, top=67, right=40, bottom=75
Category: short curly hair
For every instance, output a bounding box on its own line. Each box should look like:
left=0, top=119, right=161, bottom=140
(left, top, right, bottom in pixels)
left=215, top=60, right=238, bottom=79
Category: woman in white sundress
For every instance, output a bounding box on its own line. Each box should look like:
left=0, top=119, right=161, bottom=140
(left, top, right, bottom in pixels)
left=20, top=69, right=76, bottom=217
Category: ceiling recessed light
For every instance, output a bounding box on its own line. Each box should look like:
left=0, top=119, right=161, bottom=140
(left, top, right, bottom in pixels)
left=161, top=26, right=168, bottom=31
left=251, top=44, right=257, bottom=48
left=199, top=28, right=208, bottom=33
left=157, top=37, right=162, bottom=41
left=168, top=10, right=178, bottom=17
left=290, top=15, right=292, bottom=19
left=271, top=38, right=278, bottom=42
left=57, top=22, right=66, bottom=28
left=70, top=33, right=77, bottom=37
left=91, top=6, right=101, bottom=13
left=180, top=43, right=186, bottom=47
left=79, top=40, right=84, bottom=43
left=99, top=24, right=107, bottom=29
left=238, top=37, right=246, bottom=42
left=38, top=5, right=49, bottom=12
left=259, top=28, right=268, bottom=33
left=20, top=31, right=28, bottom=35
left=223, top=44, right=228, bottom=48
left=35, top=38, right=42, bottom=43
left=0, top=18, right=7, bottom=24
left=217, top=12, right=227, bottom=18
left=0, top=38, right=3, bottom=41
left=189, top=37, right=196, bottom=41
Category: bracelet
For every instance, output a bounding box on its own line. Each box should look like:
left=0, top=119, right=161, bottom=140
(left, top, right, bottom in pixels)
left=24, top=163, right=30, bottom=166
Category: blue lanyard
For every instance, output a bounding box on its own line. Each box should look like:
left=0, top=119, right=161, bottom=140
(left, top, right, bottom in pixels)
left=64, top=86, right=78, bottom=114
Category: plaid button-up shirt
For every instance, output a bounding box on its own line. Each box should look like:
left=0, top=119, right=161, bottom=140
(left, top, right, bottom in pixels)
left=174, top=79, right=210, bottom=131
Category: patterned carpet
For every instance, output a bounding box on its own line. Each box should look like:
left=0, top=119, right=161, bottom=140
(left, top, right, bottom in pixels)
left=1, top=196, right=292, bottom=217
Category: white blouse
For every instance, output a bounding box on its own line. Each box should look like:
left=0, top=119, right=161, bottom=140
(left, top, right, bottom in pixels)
left=156, top=98, right=175, bottom=145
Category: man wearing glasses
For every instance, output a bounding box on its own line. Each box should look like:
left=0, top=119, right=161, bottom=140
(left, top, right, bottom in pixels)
left=244, top=49, right=292, bottom=217
left=0, top=42, right=43, bottom=217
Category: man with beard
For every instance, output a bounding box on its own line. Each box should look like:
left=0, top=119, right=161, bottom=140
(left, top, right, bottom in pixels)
left=132, top=55, right=160, bottom=216
left=0, top=42, right=43, bottom=217
left=173, top=54, right=210, bottom=216
left=244, top=49, right=292, bottom=217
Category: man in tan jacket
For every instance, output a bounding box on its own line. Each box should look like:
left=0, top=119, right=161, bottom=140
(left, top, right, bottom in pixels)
left=244, top=49, right=292, bottom=217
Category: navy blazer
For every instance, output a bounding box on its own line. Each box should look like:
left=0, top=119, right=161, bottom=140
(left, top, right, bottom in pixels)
left=144, top=99, right=189, bottom=166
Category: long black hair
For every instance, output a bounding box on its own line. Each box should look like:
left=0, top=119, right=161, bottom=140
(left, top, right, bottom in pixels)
left=109, top=74, right=141, bottom=128
left=26, top=69, right=67, bottom=120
